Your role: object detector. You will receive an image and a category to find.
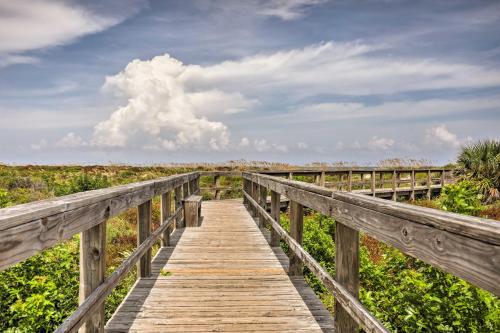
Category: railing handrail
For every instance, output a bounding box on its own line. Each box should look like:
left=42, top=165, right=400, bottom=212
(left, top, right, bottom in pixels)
left=243, top=190, right=389, bottom=333
left=243, top=172, right=500, bottom=295
left=0, top=172, right=199, bottom=271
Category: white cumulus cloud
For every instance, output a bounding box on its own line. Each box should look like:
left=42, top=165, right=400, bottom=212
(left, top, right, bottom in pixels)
left=426, top=125, right=461, bottom=147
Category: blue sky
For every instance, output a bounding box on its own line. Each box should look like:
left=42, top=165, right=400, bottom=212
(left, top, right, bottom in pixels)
left=1, top=0, right=499, bottom=165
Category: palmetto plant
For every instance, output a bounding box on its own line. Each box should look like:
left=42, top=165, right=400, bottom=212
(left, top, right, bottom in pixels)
left=456, top=140, right=500, bottom=202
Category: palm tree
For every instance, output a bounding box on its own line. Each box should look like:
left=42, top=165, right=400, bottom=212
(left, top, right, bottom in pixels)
left=456, top=140, right=500, bottom=202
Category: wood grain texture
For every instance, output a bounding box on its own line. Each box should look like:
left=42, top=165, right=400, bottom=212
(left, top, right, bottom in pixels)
left=289, top=200, right=304, bottom=276
left=0, top=172, right=198, bottom=271
left=243, top=173, right=500, bottom=295
left=244, top=192, right=389, bottom=333
left=137, top=200, right=152, bottom=278
left=335, top=222, right=359, bottom=333
left=270, top=191, right=281, bottom=247
left=55, top=208, right=181, bottom=333
left=79, top=222, right=106, bottom=333
left=106, top=199, right=333, bottom=333
left=184, top=195, right=202, bottom=227
left=160, top=192, right=172, bottom=247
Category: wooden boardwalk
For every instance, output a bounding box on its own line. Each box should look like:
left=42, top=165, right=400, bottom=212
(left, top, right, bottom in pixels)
left=106, top=199, right=334, bottom=332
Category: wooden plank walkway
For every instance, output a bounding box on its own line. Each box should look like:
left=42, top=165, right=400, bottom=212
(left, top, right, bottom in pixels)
left=106, top=199, right=334, bottom=332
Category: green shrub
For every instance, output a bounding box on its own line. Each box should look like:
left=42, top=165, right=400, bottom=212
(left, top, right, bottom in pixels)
left=54, top=173, right=110, bottom=196
left=0, top=188, right=11, bottom=207
left=456, top=140, right=500, bottom=202
left=439, top=180, right=483, bottom=215
left=0, top=240, right=79, bottom=332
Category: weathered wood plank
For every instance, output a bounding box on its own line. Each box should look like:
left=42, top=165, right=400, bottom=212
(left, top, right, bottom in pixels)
left=137, top=200, right=152, bottom=278
left=55, top=207, right=181, bottom=333
left=0, top=172, right=198, bottom=271
left=79, top=222, right=106, bottom=333
left=289, top=200, right=303, bottom=276
left=335, top=222, right=359, bottom=333
left=160, top=192, right=172, bottom=247
left=243, top=172, right=500, bottom=295
left=244, top=192, right=389, bottom=333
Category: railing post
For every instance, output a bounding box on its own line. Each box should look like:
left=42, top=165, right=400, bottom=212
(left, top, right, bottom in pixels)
left=427, top=169, right=432, bottom=200
left=160, top=191, right=172, bottom=247
left=288, top=172, right=293, bottom=180
left=183, top=181, right=190, bottom=198
left=79, top=222, right=106, bottom=333
left=335, top=222, right=359, bottom=333
left=348, top=170, right=352, bottom=192
left=289, top=200, right=303, bottom=276
left=270, top=191, right=281, bottom=247
left=243, top=179, right=248, bottom=205
left=252, top=181, right=259, bottom=218
left=174, top=186, right=183, bottom=228
left=441, top=169, right=446, bottom=187
left=320, top=171, right=326, bottom=187
left=392, top=170, right=397, bottom=201
left=371, top=170, right=376, bottom=197
left=214, top=175, right=221, bottom=200
left=410, top=170, right=415, bottom=201
left=137, top=200, right=152, bottom=278
left=259, top=184, right=267, bottom=228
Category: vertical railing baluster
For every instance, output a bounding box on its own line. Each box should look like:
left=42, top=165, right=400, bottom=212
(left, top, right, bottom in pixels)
left=335, top=222, right=359, bottom=333
left=427, top=169, right=432, bottom=200
left=410, top=170, right=415, bottom=201
left=259, top=184, right=267, bottom=228
left=79, top=222, right=106, bottom=333
left=270, top=191, right=281, bottom=247
left=174, top=186, right=183, bottom=228
left=161, top=191, right=172, bottom=247
left=289, top=200, right=303, bottom=276
left=348, top=170, right=352, bottom=192
left=137, top=200, right=152, bottom=278
left=392, top=170, right=397, bottom=201
left=371, top=170, right=376, bottom=197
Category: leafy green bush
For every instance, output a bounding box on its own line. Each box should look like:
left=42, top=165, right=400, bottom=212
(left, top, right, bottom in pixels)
left=0, top=188, right=11, bottom=208
left=439, top=180, right=484, bottom=215
left=280, top=212, right=500, bottom=332
left=54, top=173, right=110, bottom=196
left=0, top=240, right=79, bottom=332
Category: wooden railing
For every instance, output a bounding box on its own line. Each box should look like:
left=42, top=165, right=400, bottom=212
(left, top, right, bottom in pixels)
left=200, top=167, right=453, bottom=200
left=242, top=172, right=500, bottom=333
left=0, top=172, right=200, bottom=333
left=263, top=167, right=453, bottom=200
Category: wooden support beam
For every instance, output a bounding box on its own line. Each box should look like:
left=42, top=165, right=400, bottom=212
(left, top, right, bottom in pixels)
left=79, top=222, right=106, bottom=333
left=214, top=175, right=221, bottom=200
left=289, top=200, right=303, bottom=276
left=137, top=200, right=152, bottom=278
left=427, top=169, right=432, bottom=200
left=392, top=171, right=397, bottom=201
left=410, top=170, right=415, bottom=201
left=348, top=170, right=353, bottom=192
left=242, top=179, right=249, bottom=205
left=371, top=171, right=376, bottom=197
left=183, top=181, right=190, bottom=198
left=252, top=182, right=259, bottom=217
left=335, top=222, right=360, bottom=333
left=174, top=186, right=183, bottom=228
left=160, top=192, right=172, bottom=247
left=259, top=185, right=267, bottom=228
left=270, top=191, right=281, bottom=247
left=441, top=169, right=446, bottom=187
left=320, top=171, right=326, bottom=187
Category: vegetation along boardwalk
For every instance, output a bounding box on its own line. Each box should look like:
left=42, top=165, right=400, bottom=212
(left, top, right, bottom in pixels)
left=106, top=199, right=334, bottom=332
left=0, top=169, right=498, bottom=333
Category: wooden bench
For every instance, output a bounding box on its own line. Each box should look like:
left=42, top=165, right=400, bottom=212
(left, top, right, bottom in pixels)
left=183, top=195, right=202, bottom=227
